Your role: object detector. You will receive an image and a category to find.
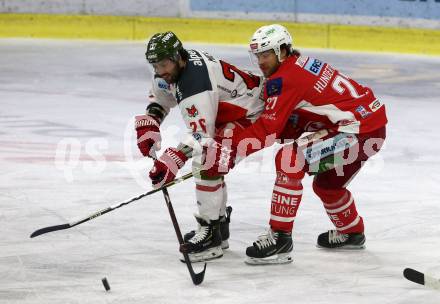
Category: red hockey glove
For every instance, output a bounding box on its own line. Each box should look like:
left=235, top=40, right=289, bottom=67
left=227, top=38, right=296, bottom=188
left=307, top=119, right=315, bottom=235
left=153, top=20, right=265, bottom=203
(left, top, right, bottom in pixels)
left=149, top=148, right=188, bottom=188
left=135, top=114, right=161, bottom=158
left=202, top=137, right=237, bottom=178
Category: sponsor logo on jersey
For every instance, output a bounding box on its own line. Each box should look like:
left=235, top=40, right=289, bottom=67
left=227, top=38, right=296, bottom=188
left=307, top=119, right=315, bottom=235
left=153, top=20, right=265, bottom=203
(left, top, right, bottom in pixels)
left=158, top=79, right=169, bottom=90
left=303, top=133, right=358, bottom=164
left=369, top=99, right=382, bottom=112
left=192, top=133, right=202, bottom=141
left=218, top=84, right=232, bottom=94
left=304, top=58, right=324, bottom=76
left=276, top=172, right=291, bottom=185
left=187, top=50, right=203, bottom=67
left=266, top=78, right=282, bottom=97
left=186, top=105, right=199, bottom=117
left=355, top=105, right=371, bottom=118
left=217, top=85, right=242, bottom=98
left=261, top=113, right=277, bottom=121
left=295, top=56, right=308, bottom=68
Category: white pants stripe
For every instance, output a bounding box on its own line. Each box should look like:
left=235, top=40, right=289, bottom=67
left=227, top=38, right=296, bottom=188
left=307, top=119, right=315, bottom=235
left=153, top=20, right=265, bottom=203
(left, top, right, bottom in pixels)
left=273, top=185, right=303, bottom=196
left=336, top=215, right=361, bottom=232
left=325, top=196, right=354, bottom=214
left=270, top=214, right=296, bottom=223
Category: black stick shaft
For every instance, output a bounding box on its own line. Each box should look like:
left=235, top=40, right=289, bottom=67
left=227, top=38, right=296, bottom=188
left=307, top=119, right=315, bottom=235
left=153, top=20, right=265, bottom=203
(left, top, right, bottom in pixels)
left=151, top=152, right=206, bottom=285
left=30, top=171, right=195, bottom=238
left=159, top=186, right=206, bottom=285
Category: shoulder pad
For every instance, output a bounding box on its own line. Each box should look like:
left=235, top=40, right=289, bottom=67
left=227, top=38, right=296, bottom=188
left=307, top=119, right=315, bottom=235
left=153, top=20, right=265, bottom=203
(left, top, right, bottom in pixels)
left=176, top=50, right=212, bottom=102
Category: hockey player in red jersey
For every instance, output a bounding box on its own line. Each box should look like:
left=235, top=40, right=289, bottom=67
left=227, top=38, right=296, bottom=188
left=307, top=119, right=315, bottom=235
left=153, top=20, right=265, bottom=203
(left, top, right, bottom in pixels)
left=135, top=32, right=265, bottom=262
left=203, top=24, right=387, bottom=265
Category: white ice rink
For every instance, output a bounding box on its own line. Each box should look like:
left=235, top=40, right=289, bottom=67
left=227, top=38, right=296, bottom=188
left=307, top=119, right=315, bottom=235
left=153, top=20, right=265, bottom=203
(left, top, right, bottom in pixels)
left=1, top=39, right=440, bottom=304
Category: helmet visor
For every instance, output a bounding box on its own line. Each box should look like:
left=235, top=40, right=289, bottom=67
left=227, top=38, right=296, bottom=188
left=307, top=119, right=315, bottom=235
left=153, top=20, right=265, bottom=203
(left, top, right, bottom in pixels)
left=248, top=49, right=276, bottom=66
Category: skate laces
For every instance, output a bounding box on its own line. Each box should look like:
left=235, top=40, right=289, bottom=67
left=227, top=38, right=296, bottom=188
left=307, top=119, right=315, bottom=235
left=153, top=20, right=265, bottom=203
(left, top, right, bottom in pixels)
left=328, top=230, right=348, bottom=244
left=254, top=229, right=277, bottom=249
left=189, top=225, right=209, bottom=244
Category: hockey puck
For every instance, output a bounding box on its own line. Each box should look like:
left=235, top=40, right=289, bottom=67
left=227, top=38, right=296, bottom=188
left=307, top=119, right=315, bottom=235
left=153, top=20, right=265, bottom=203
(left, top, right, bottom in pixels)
left=102, top=277, right=111, bottom=291
left=403, top=268, right=425, bottom=285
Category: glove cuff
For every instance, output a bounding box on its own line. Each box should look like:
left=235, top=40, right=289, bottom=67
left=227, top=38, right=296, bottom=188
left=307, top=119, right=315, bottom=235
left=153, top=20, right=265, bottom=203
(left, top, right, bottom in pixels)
left=163, top=148, right=188, bottom=169
left=135, top=114, right=160, bottom=129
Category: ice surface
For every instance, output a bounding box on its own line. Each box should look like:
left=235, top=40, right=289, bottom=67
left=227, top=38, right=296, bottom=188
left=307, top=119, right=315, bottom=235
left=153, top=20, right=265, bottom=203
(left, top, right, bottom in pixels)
left=1, top=39, right=440, bottom=303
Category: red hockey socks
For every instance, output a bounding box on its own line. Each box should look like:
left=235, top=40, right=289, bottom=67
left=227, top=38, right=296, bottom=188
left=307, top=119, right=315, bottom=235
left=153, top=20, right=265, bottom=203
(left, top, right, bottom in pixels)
left=313, top=184, right=364, bottom=233
left=269, top=179, right=303, bottom=232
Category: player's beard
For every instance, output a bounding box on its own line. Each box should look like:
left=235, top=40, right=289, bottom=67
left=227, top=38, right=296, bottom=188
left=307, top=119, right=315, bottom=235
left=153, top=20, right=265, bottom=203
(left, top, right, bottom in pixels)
left=165, top=62, right=184, bottom=84
left=262, top=62, right=280, bottom=78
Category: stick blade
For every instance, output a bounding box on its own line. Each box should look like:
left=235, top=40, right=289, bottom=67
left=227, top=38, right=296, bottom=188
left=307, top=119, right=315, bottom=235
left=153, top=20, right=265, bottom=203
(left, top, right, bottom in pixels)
left=180, top=251, right=207, bottom=285
left=30, top=224, right=71, bottom=238
left=403, top=268, right=425, bottom=285
left=191, top=262, right=207, bottom=285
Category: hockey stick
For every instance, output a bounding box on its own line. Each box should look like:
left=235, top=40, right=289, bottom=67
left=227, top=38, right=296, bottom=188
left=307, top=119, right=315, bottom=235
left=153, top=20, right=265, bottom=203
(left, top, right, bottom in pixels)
left=403, top=268, right=440, bottom=290
left=150, top=151, right=206, bottom=285
left=159, top=183, right=206, bottom=285
left=30, top=171, right=195, bottom=238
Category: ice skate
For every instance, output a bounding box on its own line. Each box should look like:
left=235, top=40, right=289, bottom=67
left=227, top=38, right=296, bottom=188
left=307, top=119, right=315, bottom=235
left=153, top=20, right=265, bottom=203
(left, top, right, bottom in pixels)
left=317, top=230, right=365, bottom=249
left=184, top=206, right=232, bottom=249
left=245, top=229, right=293, bottom=265
left=180, top=214, right=223, bottom=263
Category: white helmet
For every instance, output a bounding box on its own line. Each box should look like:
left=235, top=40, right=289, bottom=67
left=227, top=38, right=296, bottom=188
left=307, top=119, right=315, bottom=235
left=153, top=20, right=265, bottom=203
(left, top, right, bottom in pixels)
left=249, top=24, right=293, bottom=62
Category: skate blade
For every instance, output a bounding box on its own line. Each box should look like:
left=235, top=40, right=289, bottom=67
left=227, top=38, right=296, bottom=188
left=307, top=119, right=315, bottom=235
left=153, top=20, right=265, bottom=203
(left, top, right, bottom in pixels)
left=180, top=246, right=223, bottom=263
left=221, top=240, right=229, bottom=250
left=316, top=243, right=366, bottom=250
left=245, top=253, right=293, bottom=265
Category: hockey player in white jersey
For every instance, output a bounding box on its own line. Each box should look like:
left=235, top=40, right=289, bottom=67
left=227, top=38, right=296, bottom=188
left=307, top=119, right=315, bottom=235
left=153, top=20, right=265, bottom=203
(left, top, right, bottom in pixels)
left=135, top=32, right=264, bottom=262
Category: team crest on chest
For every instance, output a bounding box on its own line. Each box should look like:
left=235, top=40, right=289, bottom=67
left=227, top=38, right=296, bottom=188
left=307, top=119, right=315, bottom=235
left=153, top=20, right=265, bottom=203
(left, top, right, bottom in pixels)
left=186, top=105, right=199, bottom=117
left=266, top=78, right=282, bottom=97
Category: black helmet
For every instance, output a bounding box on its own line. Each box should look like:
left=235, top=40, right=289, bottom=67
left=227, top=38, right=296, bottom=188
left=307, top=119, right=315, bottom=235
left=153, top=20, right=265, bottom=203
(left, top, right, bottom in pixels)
left=145, top=31, right=183, bottom=64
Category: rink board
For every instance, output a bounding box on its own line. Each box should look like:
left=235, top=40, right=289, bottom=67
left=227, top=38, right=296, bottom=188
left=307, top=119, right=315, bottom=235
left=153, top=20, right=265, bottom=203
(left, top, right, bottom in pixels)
left=0, top=14, right=440, bottom=55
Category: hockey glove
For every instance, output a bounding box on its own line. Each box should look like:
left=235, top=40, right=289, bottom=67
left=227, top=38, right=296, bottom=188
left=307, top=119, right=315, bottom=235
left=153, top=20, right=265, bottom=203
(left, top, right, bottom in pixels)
left=149, top=148, right=188, bottom=188
left=135, top=114, right=161, bottom=158
left=202, top=137, right=237, bottom=178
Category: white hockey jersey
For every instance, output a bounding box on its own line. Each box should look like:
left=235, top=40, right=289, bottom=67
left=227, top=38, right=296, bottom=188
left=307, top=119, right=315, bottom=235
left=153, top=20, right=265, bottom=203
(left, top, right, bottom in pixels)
left=147, top=49, right=265, bottom=146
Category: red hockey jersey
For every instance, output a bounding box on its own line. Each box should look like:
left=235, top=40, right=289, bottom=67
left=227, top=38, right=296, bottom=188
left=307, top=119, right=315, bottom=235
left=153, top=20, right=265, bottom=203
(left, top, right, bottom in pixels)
left=232, top=55, right=388, bottom=155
